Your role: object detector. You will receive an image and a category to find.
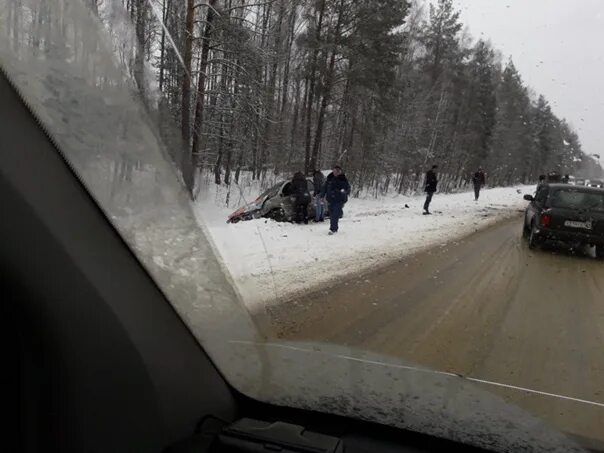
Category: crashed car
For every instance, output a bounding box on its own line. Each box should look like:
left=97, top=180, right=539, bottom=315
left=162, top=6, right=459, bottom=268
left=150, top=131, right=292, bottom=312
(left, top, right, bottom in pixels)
left=227, top=179, right=328, bottom=223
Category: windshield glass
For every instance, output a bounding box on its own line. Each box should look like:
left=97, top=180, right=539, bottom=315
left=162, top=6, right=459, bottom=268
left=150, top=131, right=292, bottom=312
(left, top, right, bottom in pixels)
left=260, top=183, right=281, bottom=200
left=2, top=0, right=604, bottom=452
left=550, top=189, right=604, bottom=211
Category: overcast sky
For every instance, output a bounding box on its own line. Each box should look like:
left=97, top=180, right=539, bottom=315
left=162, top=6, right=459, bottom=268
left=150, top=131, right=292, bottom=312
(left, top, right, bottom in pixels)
left=454, top=0, right=603, bottom=158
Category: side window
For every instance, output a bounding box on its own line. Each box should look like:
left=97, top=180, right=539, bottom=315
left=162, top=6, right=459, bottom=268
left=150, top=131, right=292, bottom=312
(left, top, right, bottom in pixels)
left=282, top=182, right=292, bottom=196
left=535, top=187, right=548, bottom=205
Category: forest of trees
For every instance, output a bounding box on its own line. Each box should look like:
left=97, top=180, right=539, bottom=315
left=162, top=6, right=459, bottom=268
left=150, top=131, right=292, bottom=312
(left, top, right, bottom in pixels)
left=11, top=0, right=604, bottom=197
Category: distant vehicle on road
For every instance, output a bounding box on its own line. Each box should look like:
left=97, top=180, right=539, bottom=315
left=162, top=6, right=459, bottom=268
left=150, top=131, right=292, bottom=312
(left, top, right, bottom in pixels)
left=588, top=179, right=604, bottom=188
left=523, top=183, right=604, bottom=258
left=227, top=179, right=328, bottom=223
left=573, top=178, right=586, bottom=186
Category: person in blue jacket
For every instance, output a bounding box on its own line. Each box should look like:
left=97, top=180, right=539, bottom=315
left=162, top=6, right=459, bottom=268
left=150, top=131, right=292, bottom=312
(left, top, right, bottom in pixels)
left=321, top=165, right=351, bottom=235
left=312, top=170, right=326, bottom=222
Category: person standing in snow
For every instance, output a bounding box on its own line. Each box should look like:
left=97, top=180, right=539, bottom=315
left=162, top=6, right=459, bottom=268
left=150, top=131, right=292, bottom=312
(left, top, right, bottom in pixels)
left=312, top=169, right=326, bottom=222
left=321, top=165, right=350, bottom=235
left=472, top=167, right=486, bottom=201
left=423, top=165, right=438, bottom=215
left=291, top=171, right=311, bottom=224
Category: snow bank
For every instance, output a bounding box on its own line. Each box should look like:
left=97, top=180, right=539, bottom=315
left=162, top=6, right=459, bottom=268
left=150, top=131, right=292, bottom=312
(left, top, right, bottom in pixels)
left=194, top=185, right=532, bottom=311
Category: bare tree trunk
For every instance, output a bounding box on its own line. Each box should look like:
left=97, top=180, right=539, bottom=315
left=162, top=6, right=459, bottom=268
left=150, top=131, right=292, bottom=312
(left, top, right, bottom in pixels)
left=310, top=0, right=346, bottom=173
left=303, top=76, right=312, bottom=173
left=288, top=77, right=302, bottom=169
left=427, top=86, right=447, bottom=162
left=158, top=0, right=168, bottom=91
left=133, top=0, right=149, bottom=108
left=274, top=2, right=297, bottom=173
left=224, top=138, right=233, bottom=185
left=180, top=0, right=195, bottom=193
left=280, top=4, right=297, bottom=118
left=191, top=0, right=218, bottom=170
left=214, top=118, right=224, bottom=184
left=304, top=0, right=326, bottom=174
left=234, top=147, right=243, bottom=184
left=259, top=0, right=285, bottom=176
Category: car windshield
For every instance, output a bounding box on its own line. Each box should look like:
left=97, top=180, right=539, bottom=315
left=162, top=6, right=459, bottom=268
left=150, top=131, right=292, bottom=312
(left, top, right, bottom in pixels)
left=550, top=189, right=604, bottom=211
left=2, top=0, right=604, bottom=452
left=258, top=184, right=280, bottom=201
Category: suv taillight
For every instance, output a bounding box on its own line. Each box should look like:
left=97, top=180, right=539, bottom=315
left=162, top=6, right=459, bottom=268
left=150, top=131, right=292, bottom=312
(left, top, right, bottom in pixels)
left=541, top=214, right=552, bottom=228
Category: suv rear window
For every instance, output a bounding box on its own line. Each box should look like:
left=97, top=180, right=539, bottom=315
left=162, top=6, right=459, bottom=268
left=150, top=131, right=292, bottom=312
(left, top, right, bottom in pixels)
left=550, top=189, right=604, bottom=211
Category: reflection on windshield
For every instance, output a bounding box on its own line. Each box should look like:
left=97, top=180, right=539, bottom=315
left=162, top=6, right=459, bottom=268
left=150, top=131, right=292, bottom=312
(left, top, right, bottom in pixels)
left=551, top=190, right=604, bottom=211
left=0, top=0, right=259, bottom=348
left=2, top=0, right=604, bottom=451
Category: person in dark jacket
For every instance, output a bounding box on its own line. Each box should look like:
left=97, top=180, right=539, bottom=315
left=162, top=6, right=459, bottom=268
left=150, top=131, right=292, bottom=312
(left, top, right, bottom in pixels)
left=291, top=171, right=311, bottom=224
left=472, top=167, right=486, bottom=201
left=423, top=165, right=438, bottom=215
left=312, top=170, right=326, bottom=222
left=320, top=165, right=350, bottom=235
left=534, top=174, right=547, bottom=194
left=537, top=174, right=546, bottom=187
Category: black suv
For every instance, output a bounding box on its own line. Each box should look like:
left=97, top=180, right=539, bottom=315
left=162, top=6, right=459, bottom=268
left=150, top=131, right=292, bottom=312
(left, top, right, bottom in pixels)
left=523, top=183, right=604, bottom=258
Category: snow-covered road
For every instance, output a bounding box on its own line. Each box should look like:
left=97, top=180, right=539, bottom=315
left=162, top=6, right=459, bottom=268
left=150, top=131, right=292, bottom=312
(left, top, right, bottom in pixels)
left=194, top=185, right=532, bottom=311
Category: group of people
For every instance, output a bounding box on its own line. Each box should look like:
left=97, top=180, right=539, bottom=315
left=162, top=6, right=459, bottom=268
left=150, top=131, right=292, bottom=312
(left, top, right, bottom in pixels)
left=290, top=165, right=351, bottom=235
left=537, top=171, right=570, bottom=187
left=422, top=165, right=486, bottom=215
left=290, top=164, right=487, bottom=230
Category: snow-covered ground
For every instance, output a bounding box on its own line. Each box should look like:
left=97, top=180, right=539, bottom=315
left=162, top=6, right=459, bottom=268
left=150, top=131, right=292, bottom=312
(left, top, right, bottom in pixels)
left=194, top=184, right=531, bottom=311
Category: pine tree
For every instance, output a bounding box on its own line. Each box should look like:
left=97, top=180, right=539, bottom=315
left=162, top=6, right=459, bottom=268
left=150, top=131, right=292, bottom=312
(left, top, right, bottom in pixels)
left=461, top=40, right=497, bottom=172
left=420, top=0, right=463, bottom=85
left=66, top=0, right=597, bottom=196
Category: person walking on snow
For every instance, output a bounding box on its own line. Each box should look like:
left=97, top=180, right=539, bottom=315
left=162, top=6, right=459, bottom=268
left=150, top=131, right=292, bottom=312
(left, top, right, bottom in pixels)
left=321, top=165, right=350, bottom=235
left=312, top=170, right=326, bottom=222
left=472, top=167, right=486, bottom=201
left=423, top=165, right=438, bottom=215
left=291, top=171, right=311, bottom=224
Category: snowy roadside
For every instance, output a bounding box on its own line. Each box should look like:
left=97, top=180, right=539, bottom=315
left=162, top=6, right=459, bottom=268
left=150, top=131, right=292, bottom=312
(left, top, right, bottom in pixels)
left=194, top=185, right=532, bottom=312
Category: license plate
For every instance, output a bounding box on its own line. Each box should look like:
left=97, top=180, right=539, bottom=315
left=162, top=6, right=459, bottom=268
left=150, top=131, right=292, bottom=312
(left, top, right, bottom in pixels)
left=564, top=220, right=592, bottom=230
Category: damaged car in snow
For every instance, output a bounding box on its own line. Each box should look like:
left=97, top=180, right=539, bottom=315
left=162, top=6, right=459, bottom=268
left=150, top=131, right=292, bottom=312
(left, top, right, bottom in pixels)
left=227, top=179, right=328, bottom=223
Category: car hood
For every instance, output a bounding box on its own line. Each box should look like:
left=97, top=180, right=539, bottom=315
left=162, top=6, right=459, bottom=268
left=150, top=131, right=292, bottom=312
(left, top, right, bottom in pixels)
left=228, top=195, right=268, bottom=220
left=215, top=339, right=589, bottom=453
